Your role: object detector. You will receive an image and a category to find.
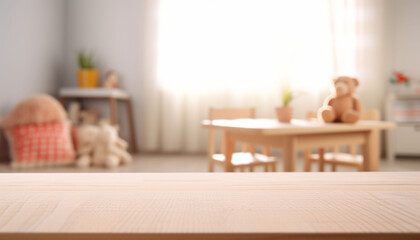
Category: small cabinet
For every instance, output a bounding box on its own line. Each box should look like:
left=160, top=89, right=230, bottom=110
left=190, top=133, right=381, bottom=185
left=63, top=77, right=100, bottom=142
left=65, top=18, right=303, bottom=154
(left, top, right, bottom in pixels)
left=395, top=124, right=420, bottom=155
left=386, top=94, right=420, bottom=157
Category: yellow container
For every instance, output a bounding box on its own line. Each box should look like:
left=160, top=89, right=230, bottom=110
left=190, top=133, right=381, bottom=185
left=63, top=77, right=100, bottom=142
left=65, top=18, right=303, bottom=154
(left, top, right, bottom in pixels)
left=78, top=69, right=99, bottom=88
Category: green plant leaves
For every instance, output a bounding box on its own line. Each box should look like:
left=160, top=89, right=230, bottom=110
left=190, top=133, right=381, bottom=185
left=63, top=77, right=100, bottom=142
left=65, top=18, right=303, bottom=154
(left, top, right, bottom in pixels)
left=78, top=51, right=95, bottom=69
left=282, top=90, right=292, bottom=107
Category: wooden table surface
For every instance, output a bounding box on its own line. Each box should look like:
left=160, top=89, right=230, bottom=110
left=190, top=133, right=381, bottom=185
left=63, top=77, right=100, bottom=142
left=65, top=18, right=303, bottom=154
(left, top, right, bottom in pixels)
left=202, top=119, right=395, bottom=135
left=0, top=172, right=419, bottom=240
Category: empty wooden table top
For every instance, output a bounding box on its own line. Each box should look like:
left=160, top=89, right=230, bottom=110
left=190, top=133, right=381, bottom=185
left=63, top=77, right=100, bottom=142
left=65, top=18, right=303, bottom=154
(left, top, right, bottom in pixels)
left=0, top=172, right=419, bottom=240
left=202, top=119, right=396, bottom=135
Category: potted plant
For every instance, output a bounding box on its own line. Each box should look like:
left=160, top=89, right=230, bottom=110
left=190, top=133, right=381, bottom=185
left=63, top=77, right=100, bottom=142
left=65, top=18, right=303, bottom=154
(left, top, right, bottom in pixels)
left=275, top=89, right=293, bottom=123
left=77, top=51, right=99, bottom=88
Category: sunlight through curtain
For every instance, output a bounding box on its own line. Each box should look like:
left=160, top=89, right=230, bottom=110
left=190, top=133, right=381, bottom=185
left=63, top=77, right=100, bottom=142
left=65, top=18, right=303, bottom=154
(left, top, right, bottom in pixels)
left=141, top=0, right=384, bottom=152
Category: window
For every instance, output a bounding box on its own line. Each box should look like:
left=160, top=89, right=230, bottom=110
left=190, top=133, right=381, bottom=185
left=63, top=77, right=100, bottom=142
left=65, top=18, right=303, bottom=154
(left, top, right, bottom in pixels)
left=157, top=0, right=334, bottom=93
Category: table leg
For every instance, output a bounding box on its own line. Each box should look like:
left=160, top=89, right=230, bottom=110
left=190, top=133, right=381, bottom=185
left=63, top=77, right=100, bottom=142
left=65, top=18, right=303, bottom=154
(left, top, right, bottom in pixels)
left=223, top=131, right=235, bottom=172
left=362, top=130, right=379, bottom=171
left=208, top=129, right=215, bottom=172
left=386, top=129, right=396, bottom=163
left=283, top=136, right=296, bottom=172
left=263, top=146, right=270, bottom=156
left=303, top=149, right=311, bottom=172
left=59, top=97, right=66, bottom=107
left=318, top=148, right=325, bottom=172
left=125, top=99, right=138, bottom=153
left=110, top=98, right=118, bottom=125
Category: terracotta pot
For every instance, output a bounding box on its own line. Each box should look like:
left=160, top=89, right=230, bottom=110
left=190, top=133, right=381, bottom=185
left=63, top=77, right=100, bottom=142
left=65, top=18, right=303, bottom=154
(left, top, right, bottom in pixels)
left=78, top=69, right=99, bottom=88
left=275, top=107, right=293, bottom=123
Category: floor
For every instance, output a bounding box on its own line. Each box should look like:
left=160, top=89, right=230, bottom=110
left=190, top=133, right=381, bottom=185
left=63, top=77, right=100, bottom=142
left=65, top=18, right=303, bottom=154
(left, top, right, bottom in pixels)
left=1, top=153, right=420, bottom=173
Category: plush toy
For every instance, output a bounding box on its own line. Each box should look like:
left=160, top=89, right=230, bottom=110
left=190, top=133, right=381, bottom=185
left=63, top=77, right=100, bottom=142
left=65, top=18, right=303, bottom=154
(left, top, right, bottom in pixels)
left=318, top=76, right=363, bottom=124
left=102, top=70, right=119, bottom=88
left=75, top=123, right=132, bottom=168
left=68, top=102, right=81, bottom=125
left=75, top=125, right=100, bottom=168
left=2, top=94, right=75, bottom=167
left=80, top=110, right=99, bottom=125
left=67, top=101, right=99, bottom=125
left=2, top=94, right=67, bottom=128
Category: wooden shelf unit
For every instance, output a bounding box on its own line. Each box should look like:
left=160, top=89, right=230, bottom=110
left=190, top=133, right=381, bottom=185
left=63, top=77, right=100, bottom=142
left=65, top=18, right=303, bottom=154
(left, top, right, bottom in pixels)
left=386, top=93, right=420, bottom=158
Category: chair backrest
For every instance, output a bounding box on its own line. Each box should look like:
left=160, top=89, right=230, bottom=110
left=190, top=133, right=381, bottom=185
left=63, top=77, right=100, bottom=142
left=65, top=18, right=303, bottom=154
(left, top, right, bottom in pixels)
left=209, top=108, right=255, bottom=120
left=360, top=109, right=379, bottom=121
left=307, top=111, right=318, bottom=120
left=306, top=109, right=380, bottom=155
left=208, top=108, right=256, bottom=155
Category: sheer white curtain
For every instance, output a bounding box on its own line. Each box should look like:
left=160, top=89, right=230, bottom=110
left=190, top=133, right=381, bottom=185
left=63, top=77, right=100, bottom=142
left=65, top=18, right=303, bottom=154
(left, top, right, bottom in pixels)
left=329, top=0, right=386, bottom=109
left=140, top=0, right=384, bottom=152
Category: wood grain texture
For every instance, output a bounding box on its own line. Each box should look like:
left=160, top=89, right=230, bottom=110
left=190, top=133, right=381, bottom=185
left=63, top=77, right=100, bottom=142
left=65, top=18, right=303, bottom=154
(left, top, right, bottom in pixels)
left=0, top=173, right=419, bottom=240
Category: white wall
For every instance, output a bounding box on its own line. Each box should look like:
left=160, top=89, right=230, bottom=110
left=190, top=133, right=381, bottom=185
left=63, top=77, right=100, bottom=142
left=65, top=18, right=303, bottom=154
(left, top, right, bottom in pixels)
left=0, top=0, right=64, bottom=115
left=63, top=0, right=145, bottom=142
left=385, top=0, right=420, bottom=82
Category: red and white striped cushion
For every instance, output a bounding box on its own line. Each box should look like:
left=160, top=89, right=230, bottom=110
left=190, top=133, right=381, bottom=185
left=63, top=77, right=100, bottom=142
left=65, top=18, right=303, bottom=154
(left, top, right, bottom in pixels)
left=6, top=122, right=75, bottom=168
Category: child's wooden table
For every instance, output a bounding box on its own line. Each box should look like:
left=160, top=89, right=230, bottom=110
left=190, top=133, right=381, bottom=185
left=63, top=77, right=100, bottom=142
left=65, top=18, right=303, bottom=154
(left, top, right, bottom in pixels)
left=203, top=119, right=395, bottom=172
left=0, top=172, right=419, bottom=239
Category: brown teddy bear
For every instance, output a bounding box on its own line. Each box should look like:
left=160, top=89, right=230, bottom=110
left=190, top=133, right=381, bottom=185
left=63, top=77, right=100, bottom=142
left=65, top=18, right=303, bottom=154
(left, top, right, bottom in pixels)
left=318, top=76, right=363, bottom=124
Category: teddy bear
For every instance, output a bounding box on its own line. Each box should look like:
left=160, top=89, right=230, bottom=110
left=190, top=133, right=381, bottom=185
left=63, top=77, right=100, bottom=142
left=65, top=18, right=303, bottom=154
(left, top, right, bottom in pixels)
left=75, top=123, right=132, bottom=168
left=318, top=76, right=363, bottom=124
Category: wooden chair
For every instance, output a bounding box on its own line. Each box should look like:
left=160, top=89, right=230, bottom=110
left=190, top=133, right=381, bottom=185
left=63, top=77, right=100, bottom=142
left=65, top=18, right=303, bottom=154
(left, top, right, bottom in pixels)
left=208, top=108, right=277, bottom=172
left=304, top=110, right=380, bottom=172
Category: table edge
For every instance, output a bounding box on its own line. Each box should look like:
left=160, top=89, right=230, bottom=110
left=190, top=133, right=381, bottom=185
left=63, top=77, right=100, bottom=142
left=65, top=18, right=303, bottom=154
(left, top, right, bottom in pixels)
left=1, top=233, right=419, bottom=240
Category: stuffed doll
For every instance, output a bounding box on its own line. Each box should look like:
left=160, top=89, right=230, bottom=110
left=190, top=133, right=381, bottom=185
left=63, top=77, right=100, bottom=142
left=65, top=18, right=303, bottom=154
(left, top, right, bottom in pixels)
left=102, top=70, right=119, bottom=88
left=76, top=123, right=132, bottom=168
left=318, top=76, right=363, bottom=124
left=92, top=123, right=132, bottom=168
left=75, top=125, right=100, bottom=168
